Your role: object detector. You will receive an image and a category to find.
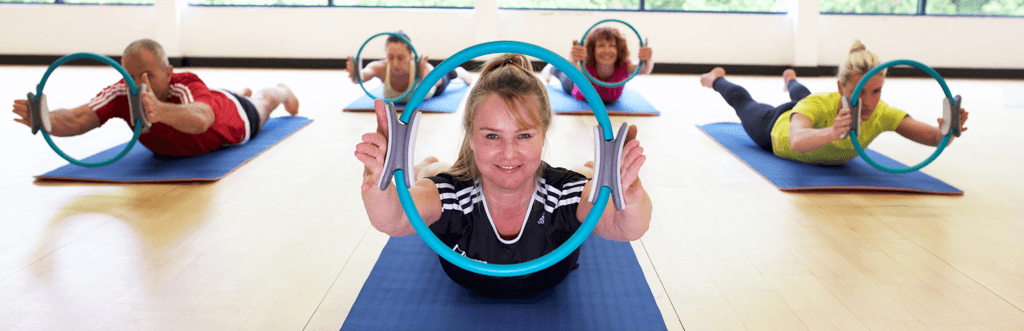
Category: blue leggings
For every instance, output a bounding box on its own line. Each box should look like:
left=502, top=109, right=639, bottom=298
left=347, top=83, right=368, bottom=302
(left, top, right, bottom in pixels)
left=549, top=65, right=575, bottom=95
left=432, top=69, right=458, bottom=97
left=713, top=77, right=811, bottom=152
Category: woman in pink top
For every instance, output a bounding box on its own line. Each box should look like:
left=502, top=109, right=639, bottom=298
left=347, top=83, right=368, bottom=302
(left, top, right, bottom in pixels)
left=541, top=27, right=654, bottom=103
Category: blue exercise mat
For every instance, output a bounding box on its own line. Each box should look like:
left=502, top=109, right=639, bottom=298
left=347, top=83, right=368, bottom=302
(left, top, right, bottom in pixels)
left=341, top=234, right=668, bottom=331
left=547, top=85, right=660, bottom=116
left=343, top=81, right=469, bottom=113
left=698, top=122, right=963, bottom=195
left=36, top=116, right=312, bottom=183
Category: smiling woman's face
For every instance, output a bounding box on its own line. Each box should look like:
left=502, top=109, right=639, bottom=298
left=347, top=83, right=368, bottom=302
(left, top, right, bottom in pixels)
left=469, top=93, right=546, bottom=193
left=592, top=38, right=618, bottom=66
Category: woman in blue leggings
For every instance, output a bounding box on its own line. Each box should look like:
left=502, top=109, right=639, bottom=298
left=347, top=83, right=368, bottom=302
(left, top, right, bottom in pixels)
left=701, top=67, right=810, bottom=152
left=698, top=40, right=970, bottom=166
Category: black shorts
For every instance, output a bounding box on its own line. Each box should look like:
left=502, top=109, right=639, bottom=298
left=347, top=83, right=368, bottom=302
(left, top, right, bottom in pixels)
left=224, top=90, right=261, bottom=140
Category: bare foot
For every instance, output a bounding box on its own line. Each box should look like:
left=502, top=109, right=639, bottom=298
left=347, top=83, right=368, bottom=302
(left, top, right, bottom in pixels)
left=540, top=64, right=554, bottom=83
left=700, top=67, right=726, bottom=88
left=277, top=83, right=299, bottom=115
left=414, top=156, right=450, bottom=180
left=455, top=67, right=474, bottom=85
left=782, top=69, right=797, bottom=92
left=231, top=88, right=253, bottom=97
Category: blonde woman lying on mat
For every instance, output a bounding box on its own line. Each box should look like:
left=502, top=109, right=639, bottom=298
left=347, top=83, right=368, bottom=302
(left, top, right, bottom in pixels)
left=355, top=54, right=653, bottom=296
left=700, top=39, right=969, bottom=165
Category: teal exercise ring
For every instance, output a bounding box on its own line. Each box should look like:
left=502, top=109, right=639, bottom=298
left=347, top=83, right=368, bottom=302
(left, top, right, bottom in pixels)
left=578, top=19, right=646, bottom=88
left=354, top=32, right=420, bottom=103
left=32, top=52, right=144, bottom=167
left=848, top=59, right=959, bottom=173
left=387, top=41, right=620, bottom=277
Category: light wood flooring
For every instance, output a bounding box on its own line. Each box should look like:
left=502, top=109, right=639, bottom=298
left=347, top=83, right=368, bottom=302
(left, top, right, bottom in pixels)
left=1, top=65, right=1022, bottom=330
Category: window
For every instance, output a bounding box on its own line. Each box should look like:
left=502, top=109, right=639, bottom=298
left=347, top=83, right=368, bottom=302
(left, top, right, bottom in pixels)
left=190, top=0, right=472, bottom=7
left=822, top=0, right=1024, bottom=15
left=820, top=0, right=918, bottom=14
left=500, top=0, right=784, bottom=12
left=646, top=0, right=786, bottom=12
left=0, top=0, right=152, bottom=4
left=64, top=0, right=152, bottom=3
left=926, top=0, right=1024, bottom=15
left=334, top=0, right=471, bottom=6
left=499, top=0, right=639, bottom=10
left=194, top=0, right=324, bottom=5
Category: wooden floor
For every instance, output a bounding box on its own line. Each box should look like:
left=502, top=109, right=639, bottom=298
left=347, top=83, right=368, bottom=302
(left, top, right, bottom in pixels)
left=1, top=65, right=1022, bottom=331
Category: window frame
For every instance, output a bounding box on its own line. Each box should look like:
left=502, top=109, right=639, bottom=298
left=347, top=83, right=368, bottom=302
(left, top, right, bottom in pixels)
left=499, top=0, right=787, bottom=14
left=820, top=0, right=1024, bottom=17
left=0, top=0, right=152, bottom=5
left=7, top=0, right=1017, bottom=17
left=187, top=0, right=473, bottom=8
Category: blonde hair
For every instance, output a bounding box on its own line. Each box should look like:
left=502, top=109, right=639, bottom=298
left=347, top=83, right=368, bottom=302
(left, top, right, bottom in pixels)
left=123, top=39, right=169, bottom=66
left=838, top=39, right=885, bottom=86
left=446, top=53, right=553, bottom=182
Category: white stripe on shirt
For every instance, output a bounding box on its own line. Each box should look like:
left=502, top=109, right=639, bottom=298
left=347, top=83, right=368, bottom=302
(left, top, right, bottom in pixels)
left=170, top=84, right=194, bottom=103
left=88, top=84, right=127, bottom=110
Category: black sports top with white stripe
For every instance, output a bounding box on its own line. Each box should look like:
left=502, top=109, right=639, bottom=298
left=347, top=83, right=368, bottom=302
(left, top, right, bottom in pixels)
left=427, top=165, right=589, bottom=296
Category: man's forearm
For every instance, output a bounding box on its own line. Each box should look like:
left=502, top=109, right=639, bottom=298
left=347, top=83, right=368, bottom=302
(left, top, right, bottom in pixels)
left=158, top=102, right=215, bottom=134
left=48, top=105, right=99, bottom=137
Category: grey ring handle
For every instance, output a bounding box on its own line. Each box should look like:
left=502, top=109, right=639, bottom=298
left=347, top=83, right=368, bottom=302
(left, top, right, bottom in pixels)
left=589, top=122, right=630, bottom=211
left=377, top=102, right=421, bottom=191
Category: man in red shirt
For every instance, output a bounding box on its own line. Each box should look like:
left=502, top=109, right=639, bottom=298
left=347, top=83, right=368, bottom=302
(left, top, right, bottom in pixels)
left=12, top=39, right=300, bottom=157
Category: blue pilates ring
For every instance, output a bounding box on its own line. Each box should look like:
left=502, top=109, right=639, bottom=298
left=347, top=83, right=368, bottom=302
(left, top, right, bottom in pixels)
left=848, top=59, right=957, bottom=173
left=354, top=32, right=420, bottom=103
left=578, top=19, right=646, bottom=88
left=391, top=41, right=616, bottom=277
left=33, top=52, right=144, bottom=168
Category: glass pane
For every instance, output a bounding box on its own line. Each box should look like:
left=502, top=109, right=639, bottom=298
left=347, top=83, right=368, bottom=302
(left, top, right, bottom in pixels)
left=62, top=0, right=152, bottom=3
left=333, top=0, right=472, bottom=6
left=927, top=0, right=1024, bottom=16
left=646, top=0, right=787, bottom=12
left=820, top=0, right=918, bottom=14
left=191, top=0, right=472, bottom=6
left=499, top=0, right=640, bottom=10
left=192, top=0, right=326, bottom=5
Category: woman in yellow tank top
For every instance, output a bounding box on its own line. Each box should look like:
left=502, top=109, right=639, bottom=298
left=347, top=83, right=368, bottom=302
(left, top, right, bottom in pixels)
left=699, top=40, right=970, bottom=165
left=346, top=31, right=473, bottom=103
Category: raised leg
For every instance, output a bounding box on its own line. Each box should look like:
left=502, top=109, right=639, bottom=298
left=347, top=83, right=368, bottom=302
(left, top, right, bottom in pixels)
left=707, top=70, right=780, bottom=152
left=783, top=70, right=812, bottom=102
left=248, top=83, right=299, bottom=127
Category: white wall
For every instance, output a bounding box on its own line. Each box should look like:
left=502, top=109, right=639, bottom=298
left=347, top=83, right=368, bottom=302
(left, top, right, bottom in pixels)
left=1, top=0, right=1022, bottom=69
left=819, top=15, right=1024, bottom=68
left=0, top=5, right=156, bottom=55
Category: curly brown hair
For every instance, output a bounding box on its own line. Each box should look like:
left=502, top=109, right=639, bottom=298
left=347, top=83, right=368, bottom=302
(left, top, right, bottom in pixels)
left=584, top=27, right=630, bottom=69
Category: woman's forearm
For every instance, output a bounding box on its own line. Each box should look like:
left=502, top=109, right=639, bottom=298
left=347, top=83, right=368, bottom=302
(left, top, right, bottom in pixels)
left=640, top=61, right=654, bottom=75
left=361, top=173, right=411, bottom=236
left=611, top=180, right=652, bottom=241
left=790, top=127, right=837, bottom=153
